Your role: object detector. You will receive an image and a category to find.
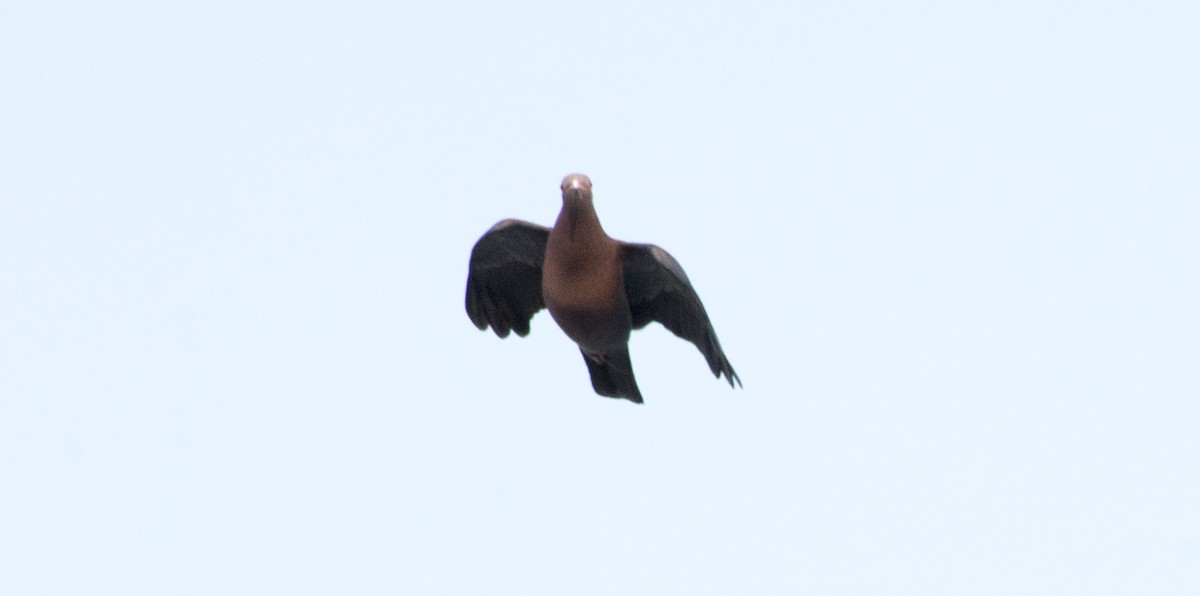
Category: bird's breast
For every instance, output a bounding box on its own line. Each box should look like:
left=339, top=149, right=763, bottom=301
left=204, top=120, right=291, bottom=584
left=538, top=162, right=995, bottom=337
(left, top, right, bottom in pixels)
left=542, top=247, right=622, bottom=313
left=541, top=239, right=631, bottom=350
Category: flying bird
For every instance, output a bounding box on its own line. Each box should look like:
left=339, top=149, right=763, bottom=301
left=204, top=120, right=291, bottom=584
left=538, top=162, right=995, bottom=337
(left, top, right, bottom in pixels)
left=465, top=174, right=741, bottom=403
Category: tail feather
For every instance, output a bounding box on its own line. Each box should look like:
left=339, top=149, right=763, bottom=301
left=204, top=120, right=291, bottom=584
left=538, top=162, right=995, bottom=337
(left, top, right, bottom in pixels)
left=580, top=348, right=643, bottom=403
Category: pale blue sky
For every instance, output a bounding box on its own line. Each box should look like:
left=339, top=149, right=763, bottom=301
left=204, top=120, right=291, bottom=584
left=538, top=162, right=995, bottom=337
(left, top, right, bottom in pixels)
left=2, top=1, right=1198, bottom=594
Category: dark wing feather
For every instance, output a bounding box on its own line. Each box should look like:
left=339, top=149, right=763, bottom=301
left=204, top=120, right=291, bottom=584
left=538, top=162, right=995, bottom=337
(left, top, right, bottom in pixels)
left=621, top=243, right=741, bottom=388
left=465, top=219, right=550, bottom=338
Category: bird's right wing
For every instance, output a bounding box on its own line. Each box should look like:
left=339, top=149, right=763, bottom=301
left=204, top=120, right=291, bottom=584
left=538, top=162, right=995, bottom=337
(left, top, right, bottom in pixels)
left=465, top=219, right=551, bottom=338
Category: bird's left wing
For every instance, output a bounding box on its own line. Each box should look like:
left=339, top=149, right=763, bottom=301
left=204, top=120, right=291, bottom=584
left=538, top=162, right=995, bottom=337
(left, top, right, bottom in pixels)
left=621, top=243, right=741, bottom=387
left=465, top=219, right=551, bottom=338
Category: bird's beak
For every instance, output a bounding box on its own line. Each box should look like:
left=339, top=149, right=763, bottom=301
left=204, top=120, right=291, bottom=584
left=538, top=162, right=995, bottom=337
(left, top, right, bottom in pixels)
left=562, top=179, right=587, bottom=201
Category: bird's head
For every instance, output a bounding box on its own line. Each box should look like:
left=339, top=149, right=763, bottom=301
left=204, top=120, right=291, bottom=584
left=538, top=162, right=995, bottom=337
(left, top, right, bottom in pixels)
left=560, top=173, right=593, bottom=203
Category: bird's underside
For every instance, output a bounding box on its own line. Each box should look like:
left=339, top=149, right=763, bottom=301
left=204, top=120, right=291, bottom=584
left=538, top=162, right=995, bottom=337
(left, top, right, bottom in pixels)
left=465, top=173, right=741, bottom=403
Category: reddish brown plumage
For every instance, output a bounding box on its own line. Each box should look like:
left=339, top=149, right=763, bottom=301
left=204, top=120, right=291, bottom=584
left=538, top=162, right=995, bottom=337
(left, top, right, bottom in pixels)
left=465, top=174, right=740, bottom=403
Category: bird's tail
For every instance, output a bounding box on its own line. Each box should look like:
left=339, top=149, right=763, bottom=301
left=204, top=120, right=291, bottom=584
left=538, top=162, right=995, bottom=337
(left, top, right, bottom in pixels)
left=581, top=348, right=643, bottom=404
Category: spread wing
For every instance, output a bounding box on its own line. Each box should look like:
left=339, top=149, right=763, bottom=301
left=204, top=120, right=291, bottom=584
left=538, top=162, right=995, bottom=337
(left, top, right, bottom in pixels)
left=465, top=219, right=550, bottom=338
left=621, top=243, right=741, bottom=388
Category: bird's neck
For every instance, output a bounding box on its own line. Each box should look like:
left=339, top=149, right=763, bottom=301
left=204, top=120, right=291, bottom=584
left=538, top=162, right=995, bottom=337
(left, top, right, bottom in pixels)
left=554, top=198, right=607, bottom=243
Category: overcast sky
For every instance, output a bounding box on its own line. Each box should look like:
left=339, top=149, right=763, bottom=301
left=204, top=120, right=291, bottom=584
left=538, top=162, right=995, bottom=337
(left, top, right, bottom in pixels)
left=2, top=1, right=1198, bottom=594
